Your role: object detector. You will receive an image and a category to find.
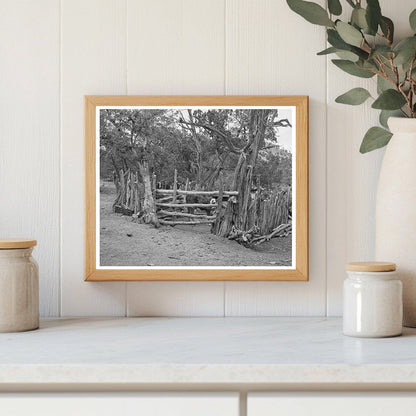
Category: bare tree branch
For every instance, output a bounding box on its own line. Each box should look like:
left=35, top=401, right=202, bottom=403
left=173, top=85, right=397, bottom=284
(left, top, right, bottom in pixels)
left=269, top=118, right=292, bottom=128
left=179, top=119, right=241, bottom=154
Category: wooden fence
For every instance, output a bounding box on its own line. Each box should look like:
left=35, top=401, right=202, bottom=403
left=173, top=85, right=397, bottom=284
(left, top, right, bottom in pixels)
left=155, top=189, right=236, bottom=226
left=154, top=169, right=236, bottom=226
left=112, top=169, right=142, bottom=215
left=112, top=168, right=292, bottom=243
left=155, top=186, right=291, bottom=237
left=255, top=188, right=291, bottom=235
left=225, top=188, right=292, bottom=245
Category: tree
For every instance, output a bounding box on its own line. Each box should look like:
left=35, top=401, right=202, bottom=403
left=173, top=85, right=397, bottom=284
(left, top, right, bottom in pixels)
left=179, top=109, right=292, bottom=236
left=100, top=109, right=165, bottom=227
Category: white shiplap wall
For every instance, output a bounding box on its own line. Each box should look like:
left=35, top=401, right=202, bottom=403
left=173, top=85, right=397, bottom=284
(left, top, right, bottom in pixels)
left=0, top=0, right=61, bottom=316
left=1, top=0, right=413, bottom=317
left=61, top=0, right=127, bottom=316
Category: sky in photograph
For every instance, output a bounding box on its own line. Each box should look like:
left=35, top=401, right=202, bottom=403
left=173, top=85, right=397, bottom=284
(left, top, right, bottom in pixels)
left=275, top=108, right=293, bottom=153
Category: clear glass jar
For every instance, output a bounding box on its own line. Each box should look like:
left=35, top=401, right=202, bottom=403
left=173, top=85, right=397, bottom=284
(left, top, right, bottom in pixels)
left=0, top=240, right=39, bottom=332
left=343, top=262, right=402, bottom=338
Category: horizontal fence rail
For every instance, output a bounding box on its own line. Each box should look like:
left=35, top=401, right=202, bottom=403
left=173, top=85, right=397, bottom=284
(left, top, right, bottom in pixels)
left=156, top=189, right=238, bottom=196
left=158, top=209, right=216, bottom=220
left=156, top=203, right=218, bottom=208
left=159, top=219, right=215, bottom=225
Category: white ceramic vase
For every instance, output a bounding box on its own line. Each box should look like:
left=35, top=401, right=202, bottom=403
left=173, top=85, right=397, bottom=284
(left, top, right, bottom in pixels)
left=375, top=117, right=416, bottom=327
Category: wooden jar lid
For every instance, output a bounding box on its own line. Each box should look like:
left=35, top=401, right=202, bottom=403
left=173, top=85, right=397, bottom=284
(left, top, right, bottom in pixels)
left=346, top=261, right=396, bottom=272
left=0, top=239, right=37, bottom=249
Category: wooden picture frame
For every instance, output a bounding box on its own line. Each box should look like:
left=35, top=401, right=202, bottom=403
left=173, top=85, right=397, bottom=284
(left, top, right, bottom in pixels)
left=85, top=96, right=308, bottom=281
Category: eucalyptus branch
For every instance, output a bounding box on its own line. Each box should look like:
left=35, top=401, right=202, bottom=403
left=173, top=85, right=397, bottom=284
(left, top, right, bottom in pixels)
left=391, top=59, right=400, bottom=85
left=408, top=57, right=416, bottom=117
left=287, top=0, right=416, bottom=153
left=398, top=82, right=412, bottom=115
left=376, top=58, right=400, bottom=89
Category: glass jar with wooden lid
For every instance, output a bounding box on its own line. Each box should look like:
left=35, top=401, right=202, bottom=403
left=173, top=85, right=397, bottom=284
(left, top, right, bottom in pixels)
left=343, top=261, right=402, bottom=338
left=0, top=239, right=39, bottom=332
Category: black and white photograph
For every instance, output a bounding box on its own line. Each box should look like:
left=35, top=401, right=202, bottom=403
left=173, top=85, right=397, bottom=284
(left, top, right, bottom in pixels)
left=98, top=106, right=295, bottom=269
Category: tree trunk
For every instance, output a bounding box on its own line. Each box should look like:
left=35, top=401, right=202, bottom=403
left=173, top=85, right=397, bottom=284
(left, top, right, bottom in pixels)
left=138, top=161, right=159, bottom=227
left=213, top=109, right=271, bottom=237
left=213, top=170, right=224, bottom=235
left=112, top=168, right=126, bottom=211
left=187, top=110, right=203, bottom=189
left=204, top=152, right=229, bottom=190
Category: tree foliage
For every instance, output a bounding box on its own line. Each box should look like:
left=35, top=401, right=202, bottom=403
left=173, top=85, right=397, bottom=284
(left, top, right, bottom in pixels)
left=100, top=109, right=293, bottom=193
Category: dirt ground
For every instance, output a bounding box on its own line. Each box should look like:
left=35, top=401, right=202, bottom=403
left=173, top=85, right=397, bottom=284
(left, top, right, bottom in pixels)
left=99, top=183, right=292, bottom=267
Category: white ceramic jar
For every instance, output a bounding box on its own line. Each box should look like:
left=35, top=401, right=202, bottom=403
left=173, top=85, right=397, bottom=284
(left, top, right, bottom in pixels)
left=343, top=262, right=402, bottom=338
left=0, top=239, right=39, bottom=332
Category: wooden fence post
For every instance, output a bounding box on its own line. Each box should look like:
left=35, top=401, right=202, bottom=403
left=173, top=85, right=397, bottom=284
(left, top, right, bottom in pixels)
left=213, top=170, right=224, bottom=234
left=172, top=169, right=178, bottom=202
left=152, top=173, right=157, bottom=197
left=172, top=169, right=178, bottom=222
left=184, top=178, right=189, bottom=207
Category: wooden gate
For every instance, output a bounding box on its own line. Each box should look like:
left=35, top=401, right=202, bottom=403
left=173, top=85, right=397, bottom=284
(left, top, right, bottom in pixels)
left=155, top=189, right=237, bottom=225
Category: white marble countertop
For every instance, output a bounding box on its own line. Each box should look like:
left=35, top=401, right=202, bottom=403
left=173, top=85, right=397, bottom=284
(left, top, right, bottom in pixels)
left=1, top=317, right=416, bottom=389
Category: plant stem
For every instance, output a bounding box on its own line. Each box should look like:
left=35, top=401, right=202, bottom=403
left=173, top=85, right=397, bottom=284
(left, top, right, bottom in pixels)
left=408, top=57, right=416, bottom=117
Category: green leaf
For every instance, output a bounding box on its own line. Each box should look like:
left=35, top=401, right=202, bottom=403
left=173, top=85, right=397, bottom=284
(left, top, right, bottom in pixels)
left=362, top=59, right=379, bottom=71
left=366, top=0, right=382, bottom=34
left=372, top=45, right=391, bottom=58
left=317, top=46, right=338, bottom=55
left=317, top=46, right=359, bottom=61
left=393, top=36, right=416, bottom=67
left=336, top=21, right=363, bottom=47
left=346, top=0, right=356, bottom=6
left=351, top=46, right=369, bottom=60
left=327, top=29, right=369, bottom=59
left=327, top=29, right=350, bottom=49
left=380, top=16, right=394, bottom=43
left=360, top=127, right=392, bottom=153
left=394, top=36, right=416, bottom=52
left=410, top=9, right=416, bottom=32
left=328, top=0, right=342, bottom=16
left=377, top=76, right=392, bottom=94
left=351, top=7, right=369, bottom=32
left=335, top=50, right=359, bottom=62
left=335, top=87, right=371, bottom=105
left=287, top=0, right=334, bottom=26
left=376, top=68, right=403, bottom=95
left=332, top=59, right=375, bottom=78
left=372, top=89, right=406, bottom=110
left=379, top=110, right=402, bottom=129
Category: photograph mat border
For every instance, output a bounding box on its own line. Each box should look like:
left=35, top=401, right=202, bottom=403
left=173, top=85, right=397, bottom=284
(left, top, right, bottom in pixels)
left=95, top=105, right=296, bottom=270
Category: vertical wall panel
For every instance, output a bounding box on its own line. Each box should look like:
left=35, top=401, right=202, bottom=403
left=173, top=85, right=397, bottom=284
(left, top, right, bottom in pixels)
left=0, top=0, right=60, bottom=316
left=326, top=0, right=415, bottom=316
left=126, top=0, right=226, bottom=316
left=61, top=0, right=127, bottom=316
left=224, top=0, right=327, bottom=315
left=126, top=0, right=226, bottom=95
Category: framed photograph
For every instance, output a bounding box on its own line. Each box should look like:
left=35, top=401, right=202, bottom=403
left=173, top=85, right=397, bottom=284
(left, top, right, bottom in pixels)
left=85, top=96, right=308, bottom=281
